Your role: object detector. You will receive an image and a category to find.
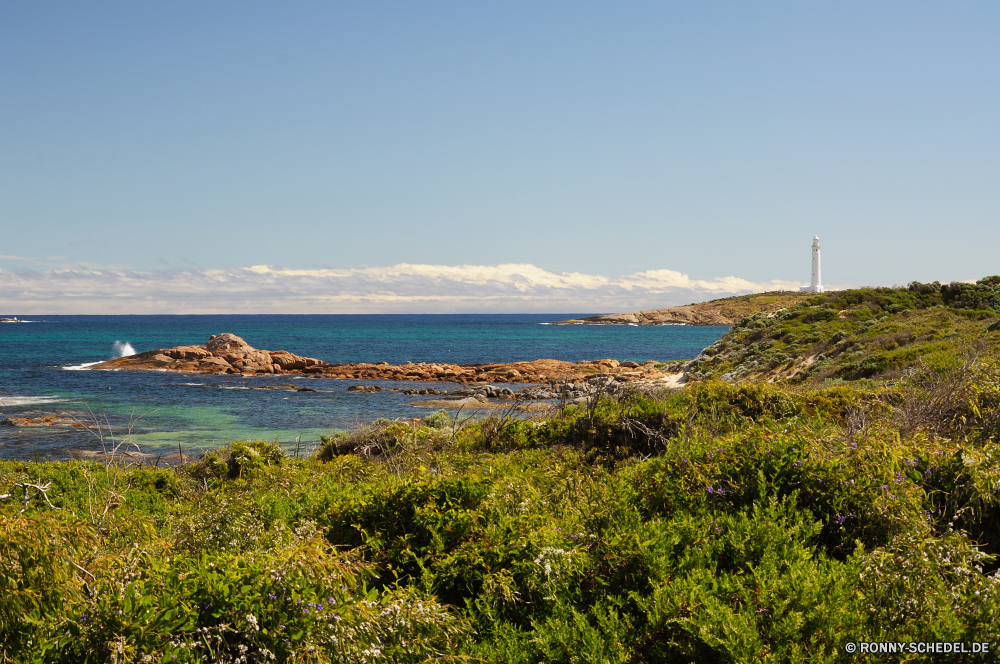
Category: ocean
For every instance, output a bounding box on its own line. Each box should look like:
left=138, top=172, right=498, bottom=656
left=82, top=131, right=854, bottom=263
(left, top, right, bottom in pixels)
left=0, top=314, right=727, bottom=460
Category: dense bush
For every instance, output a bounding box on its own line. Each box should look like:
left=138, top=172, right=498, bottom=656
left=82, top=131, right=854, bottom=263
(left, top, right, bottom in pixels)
left=189, top=439, right=286, bottom=480
left=423, top=409, right=453, bottom=429
left=6, top=327, right=1000, bottom=660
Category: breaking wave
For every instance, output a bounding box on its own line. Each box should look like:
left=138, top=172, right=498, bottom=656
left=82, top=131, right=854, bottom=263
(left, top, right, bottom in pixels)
left=113, top=341, right=136, bottom=357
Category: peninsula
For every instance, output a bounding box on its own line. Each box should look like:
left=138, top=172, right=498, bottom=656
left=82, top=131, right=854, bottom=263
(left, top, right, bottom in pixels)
left=551, top=291, right=810, bottom=326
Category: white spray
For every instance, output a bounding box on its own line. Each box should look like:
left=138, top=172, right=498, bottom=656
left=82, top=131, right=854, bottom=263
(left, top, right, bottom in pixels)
left=112, top=341, right=137, bottom=357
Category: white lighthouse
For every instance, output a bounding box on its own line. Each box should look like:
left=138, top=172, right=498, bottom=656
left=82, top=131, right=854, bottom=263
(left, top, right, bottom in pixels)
left=800, top=236, right=825, bottom=293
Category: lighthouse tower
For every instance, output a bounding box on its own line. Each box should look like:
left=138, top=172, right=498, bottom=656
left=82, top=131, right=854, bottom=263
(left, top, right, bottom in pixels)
left=800, top=236, right=825, bottom=293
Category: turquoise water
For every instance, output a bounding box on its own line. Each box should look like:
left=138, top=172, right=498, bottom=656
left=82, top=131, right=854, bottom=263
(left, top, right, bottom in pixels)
left=0, top=314, right=726, bottom=460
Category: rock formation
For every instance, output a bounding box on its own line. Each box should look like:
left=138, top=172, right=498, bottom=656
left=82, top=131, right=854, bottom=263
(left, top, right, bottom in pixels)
left=0, top=415, right=84, bottom=428
left=92, top=334, right=328, bottom=375
left=89, top=333, right=667, bottom=384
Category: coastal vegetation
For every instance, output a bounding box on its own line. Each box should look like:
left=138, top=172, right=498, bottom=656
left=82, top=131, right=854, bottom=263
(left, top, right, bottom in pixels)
left=3, top=280, right=1000, bottom=662
left=686, top=277, right=1000, bottom=384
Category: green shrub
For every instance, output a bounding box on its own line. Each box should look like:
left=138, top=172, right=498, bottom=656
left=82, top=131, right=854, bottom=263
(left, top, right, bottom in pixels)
left=8, top=356, right=1000, bottom=660
left=315, top=421, right=410, bottom=461
left=632, top=495, right=865, bottom=662
left=184, top=440, right=285, bottom=481
left=45, top=537, right=468, bottom=662
left=424, top=409, right=453, bottom=429
left=229, top=440, right=284, bottom=478
left=200, top=449, right=231, bottom=478
left=0, top=513, right=96, bottom=657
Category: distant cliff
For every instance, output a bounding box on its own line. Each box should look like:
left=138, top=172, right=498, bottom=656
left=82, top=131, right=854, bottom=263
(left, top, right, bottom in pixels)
left=552, top=291, right=812, bottom=326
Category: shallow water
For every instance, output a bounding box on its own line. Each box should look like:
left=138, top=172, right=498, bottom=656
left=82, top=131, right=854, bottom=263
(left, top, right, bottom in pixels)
left=0, top=314, right=726, bottom=460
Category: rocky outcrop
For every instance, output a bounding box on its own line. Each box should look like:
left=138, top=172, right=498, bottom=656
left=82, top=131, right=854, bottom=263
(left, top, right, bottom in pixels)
left=92, top=334, right=328, bottom=375
left=89, top=333, right=667, bottom=384
left=551, top=291, right=812, bottom=326
left=0, top=415, right=83, bottom=428
left=324, top=357, right=657, bottom=384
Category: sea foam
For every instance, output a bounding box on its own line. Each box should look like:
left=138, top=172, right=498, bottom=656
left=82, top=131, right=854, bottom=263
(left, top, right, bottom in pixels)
left=0, top=396, right=65, bottom=406
left=113, top=341, right=137, bottom=357
left=63, top=340, right=136, bottom=370
left=63, top=361, right=104, bottom=371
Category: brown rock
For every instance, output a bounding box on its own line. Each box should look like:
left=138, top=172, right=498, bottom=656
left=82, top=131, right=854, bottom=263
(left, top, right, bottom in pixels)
left=1, top=415, right=83, bottom=428
left=164, top=346, right=211, bottom=361
left=269, top=350, right=305, bottom=370
left=198, top=357, right=232, bottom=371
left=86, top=333, right=672, bottom=387
left=206, top=334, right=274, bottom=368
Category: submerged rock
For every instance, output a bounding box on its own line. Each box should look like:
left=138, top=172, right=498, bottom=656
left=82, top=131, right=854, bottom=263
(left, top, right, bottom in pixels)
left=0, top=415, right=84, bottom=428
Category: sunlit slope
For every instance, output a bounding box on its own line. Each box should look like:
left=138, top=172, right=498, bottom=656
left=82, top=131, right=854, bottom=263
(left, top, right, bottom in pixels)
left=553, top=291, right=812, bottom=326
left=685, top=278, right=1000, bottom=383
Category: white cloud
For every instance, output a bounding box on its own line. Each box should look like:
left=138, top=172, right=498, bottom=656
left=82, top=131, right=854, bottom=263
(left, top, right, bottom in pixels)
left=0, top=264, right=804, bottom=314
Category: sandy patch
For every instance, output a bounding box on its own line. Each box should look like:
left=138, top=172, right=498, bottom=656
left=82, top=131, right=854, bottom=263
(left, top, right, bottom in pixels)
left=408, top=397, right=500, bottom=409
left=639, top=372, right=687, bottom=390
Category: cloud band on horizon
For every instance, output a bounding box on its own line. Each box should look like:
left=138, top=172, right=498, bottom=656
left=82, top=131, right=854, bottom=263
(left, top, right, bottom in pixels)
left=0, top=263, right=804, bottom=314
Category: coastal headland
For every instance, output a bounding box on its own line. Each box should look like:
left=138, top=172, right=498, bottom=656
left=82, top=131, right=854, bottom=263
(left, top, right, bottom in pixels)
left=90, top=332, right=667, bottom=383
left=551, top=291, right=810, bottom=325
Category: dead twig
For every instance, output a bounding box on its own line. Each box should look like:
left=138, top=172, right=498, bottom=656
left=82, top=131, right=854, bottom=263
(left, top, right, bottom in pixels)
left=0, top=481, right=62, bottom=513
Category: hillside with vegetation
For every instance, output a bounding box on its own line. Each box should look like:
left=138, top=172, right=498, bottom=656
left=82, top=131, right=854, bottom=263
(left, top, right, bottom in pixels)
left=552, top=291, right=812, bottom=326
left=684, top=277, right=1000, bottom=384
left=4, top=279, right=1000, bottom=662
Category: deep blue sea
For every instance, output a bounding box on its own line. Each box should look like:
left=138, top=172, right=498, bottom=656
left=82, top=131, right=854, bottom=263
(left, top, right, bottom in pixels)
left=0, top=315, right=727, bottom=460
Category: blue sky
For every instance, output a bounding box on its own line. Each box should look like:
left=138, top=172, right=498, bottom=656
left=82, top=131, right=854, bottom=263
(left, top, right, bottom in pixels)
left=2, top=3, right=998, bottom=312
